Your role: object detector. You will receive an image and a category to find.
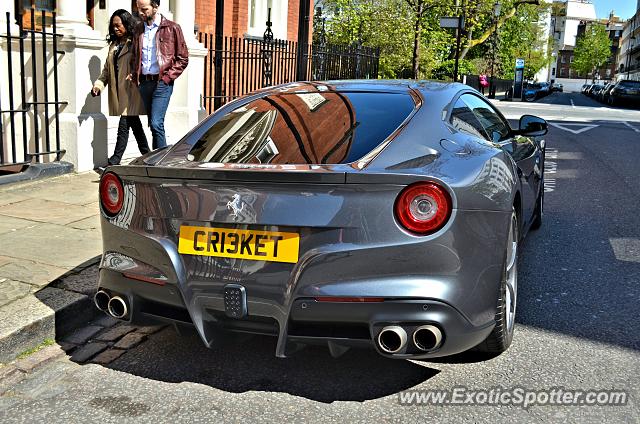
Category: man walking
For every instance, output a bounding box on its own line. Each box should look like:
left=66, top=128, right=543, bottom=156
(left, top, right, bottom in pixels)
left=135, top=0, right=189, bottom=149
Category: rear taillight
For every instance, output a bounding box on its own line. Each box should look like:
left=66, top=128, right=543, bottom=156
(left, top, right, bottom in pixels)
left=100, top=172, right=124, bottom=216
left=394, top=182, right=452, bottom=235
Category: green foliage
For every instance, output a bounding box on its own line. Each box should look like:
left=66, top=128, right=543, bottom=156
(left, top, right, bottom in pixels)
left=16, top=338, right=54, bottom=360
left=431, top=59, right=477, bottom=81
left=571, top=23, right=611, bottom=79
left=319, top=0, right=550, bottom=80
left=493, top=3, right=553, bottom=80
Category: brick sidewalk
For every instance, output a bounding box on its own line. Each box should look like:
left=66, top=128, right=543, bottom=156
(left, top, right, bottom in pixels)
left=0, top=172, right=103, bottom=362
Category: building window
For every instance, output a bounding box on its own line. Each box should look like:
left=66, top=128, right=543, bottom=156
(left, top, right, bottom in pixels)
left=18, top=0, right=55, bottom=29
left=561, top=56, right=566, bottom=63
left=570, top=56, right=574, bottom=63
left=247, top=0, right=288, bottom=40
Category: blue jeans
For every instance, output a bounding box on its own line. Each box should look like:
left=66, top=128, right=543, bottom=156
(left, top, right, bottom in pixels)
left=139, top=80, right=174, bottom=149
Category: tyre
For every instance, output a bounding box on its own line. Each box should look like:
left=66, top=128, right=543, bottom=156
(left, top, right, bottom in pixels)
left=476, top=210, right=518, bottom=354
left=530, top=180, right=543, bottom=230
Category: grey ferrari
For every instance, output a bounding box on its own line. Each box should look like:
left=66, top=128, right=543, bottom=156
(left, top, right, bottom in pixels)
left=95, top=80, right=547, bottom=359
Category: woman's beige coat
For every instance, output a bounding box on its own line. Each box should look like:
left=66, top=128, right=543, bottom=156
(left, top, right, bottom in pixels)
left=93, top=39, right=146, bottom=116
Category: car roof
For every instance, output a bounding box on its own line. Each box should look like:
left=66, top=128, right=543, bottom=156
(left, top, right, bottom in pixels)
left=263, top=79, right=467, bottom=101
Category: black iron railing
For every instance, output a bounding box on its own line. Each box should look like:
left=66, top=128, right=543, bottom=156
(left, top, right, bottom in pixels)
left=0, top=8, right=67, bottom=171
left=198, top=31, right=380, bottom=114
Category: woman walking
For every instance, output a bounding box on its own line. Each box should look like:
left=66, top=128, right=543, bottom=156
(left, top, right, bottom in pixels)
left=92, top=9, right=149, bottom=165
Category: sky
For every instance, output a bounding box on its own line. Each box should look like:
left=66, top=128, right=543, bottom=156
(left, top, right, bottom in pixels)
left=592, top=0, right=637, bottom=20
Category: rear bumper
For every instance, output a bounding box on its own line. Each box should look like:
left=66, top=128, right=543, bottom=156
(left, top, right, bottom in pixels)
left=97, top=207, right=508, bottom=358
left=98, top=268, right=494, bottom=358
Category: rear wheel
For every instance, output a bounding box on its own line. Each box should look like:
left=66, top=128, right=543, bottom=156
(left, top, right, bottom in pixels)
left=530, top=181, right=544, bottom=230
left=476, top=210, right=518, bottom=354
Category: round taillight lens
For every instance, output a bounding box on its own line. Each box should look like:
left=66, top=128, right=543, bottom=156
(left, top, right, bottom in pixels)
left=100, top=172, right=124, bottom=216
left=394, top=182, right=452, bottom=235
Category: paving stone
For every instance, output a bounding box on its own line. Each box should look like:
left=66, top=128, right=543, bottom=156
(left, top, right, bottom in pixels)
left=0, top=215, right=36, bottom=235
left=90, top=349, right=126, bottom=365
left=0, top=365, right=25, bottom=396
left=18, top=174, right=100, bottom=206
left=136, top=325, right=168, bottom=335
left=0, top=198, right=97, bottom=226
left=91, top=314, right=119, bottom=329
left=70, top=342, right=108, bottom=363
left=67, top=214, right=101, bottom=231
left=14, top=345, right=65, bottom=372
left=0, top=223, right=101, bottom=270
left=58, top=342, right=77, bottom=353
left=61, top=325, right=103, bottom=345
left=51, top=264, right=100, bottom=296
left=113, top=332, right=146, bottom=350
left=0, top=279, right=31, bottom=307
left=94, top=324, right=136, bottom=342
left=0, top=295, right=55, bottom=363
left=0, top=260, right=68, bottom=289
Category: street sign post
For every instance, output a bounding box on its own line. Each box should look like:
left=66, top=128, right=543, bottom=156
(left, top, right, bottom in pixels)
left=440, top=16, right=466, bottom=82
left=440, top=17, right=465, bottom=28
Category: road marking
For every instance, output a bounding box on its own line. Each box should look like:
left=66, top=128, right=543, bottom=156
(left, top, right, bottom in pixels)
left=549, top=123, right=598, bottom=134
left=623, top=122, right=640, bottom=133
left=570, top=99, right=575, bottom=108
left=544, top=148, right=558, bottom=193
left=609, top=238, right=640, bottom=263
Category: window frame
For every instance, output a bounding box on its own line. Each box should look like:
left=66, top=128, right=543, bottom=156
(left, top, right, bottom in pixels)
left=246, top=0, right=288, bottom=40
left=445, top=91, right=513, bottom=143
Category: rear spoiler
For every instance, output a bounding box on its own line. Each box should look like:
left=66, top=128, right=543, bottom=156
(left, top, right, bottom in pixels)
left=109, top=165, right=429, bottom=185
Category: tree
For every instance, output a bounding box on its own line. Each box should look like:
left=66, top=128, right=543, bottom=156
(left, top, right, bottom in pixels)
left=405, top=0, right=438, bottom=78
left=495, top=2, right=554, bottom=80
left=457, top=0, right=544, bottom=61
left=320, top=0, right=551, bottom=80
left=571, top=23, right=611, bottom=82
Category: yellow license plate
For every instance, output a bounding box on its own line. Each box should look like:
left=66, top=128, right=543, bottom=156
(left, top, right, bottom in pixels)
left=178, top=225, right=300, bottom=263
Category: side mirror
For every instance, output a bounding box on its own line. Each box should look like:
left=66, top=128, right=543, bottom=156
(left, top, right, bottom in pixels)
left=518, top=114, right=548, bottom=137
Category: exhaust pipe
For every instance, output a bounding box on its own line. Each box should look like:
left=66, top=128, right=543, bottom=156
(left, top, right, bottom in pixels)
left=377, top=326, right=408, bottom=354
left=413, top=325, right=443, bottom=351
left=94, top=290, right=110, bottom=312
left=107, top=296, right=129, bottom=319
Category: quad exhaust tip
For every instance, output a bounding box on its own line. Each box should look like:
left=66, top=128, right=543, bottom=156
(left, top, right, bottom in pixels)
left=377, top=326, right=408, bottom=354
left=94, top=290, right=110, bottom=312
left=413, top=325, right=443, bottom=351
left=107, top=296, right=128, bottom=319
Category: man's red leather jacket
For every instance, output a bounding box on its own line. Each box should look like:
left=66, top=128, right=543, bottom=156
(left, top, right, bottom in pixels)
left=136, top=15, right=189, bottom=85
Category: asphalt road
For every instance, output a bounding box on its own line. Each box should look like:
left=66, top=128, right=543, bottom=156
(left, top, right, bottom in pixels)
left=1, top=93, right=639, bottom=423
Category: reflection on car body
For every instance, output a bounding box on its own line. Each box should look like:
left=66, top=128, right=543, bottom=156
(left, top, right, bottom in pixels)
left=95, top=80, right=548, bottom=359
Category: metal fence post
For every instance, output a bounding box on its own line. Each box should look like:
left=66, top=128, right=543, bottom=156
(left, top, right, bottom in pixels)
left=262, top=8, right=273, bottom=88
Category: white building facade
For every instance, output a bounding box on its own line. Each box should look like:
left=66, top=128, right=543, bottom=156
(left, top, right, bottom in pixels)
left=0, top=1, right=206, bottom=173
left=617, top=6, right=640, bottom=81
left=548, top=0, right=597, bottom=90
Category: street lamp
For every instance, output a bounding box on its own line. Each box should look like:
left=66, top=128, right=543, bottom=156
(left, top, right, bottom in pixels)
left=626, top=35, right=636, bottom=79
left=489, top=1, right=501, bottom=98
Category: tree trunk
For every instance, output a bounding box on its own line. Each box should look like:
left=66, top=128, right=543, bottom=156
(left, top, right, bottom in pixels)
left=412, top=4, right=423, bottom=79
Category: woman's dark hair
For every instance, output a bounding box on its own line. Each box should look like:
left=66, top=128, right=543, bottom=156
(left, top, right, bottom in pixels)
left=106, top=9, right=137, bottom=43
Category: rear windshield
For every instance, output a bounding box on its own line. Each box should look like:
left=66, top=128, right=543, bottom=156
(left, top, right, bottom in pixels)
left=619, top=81, right=640, bottom=88
left=187, top=91, right=416, bottom=165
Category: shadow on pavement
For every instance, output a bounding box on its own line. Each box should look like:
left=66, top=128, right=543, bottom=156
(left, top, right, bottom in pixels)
left=100, top=326, right=439, bottom=403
